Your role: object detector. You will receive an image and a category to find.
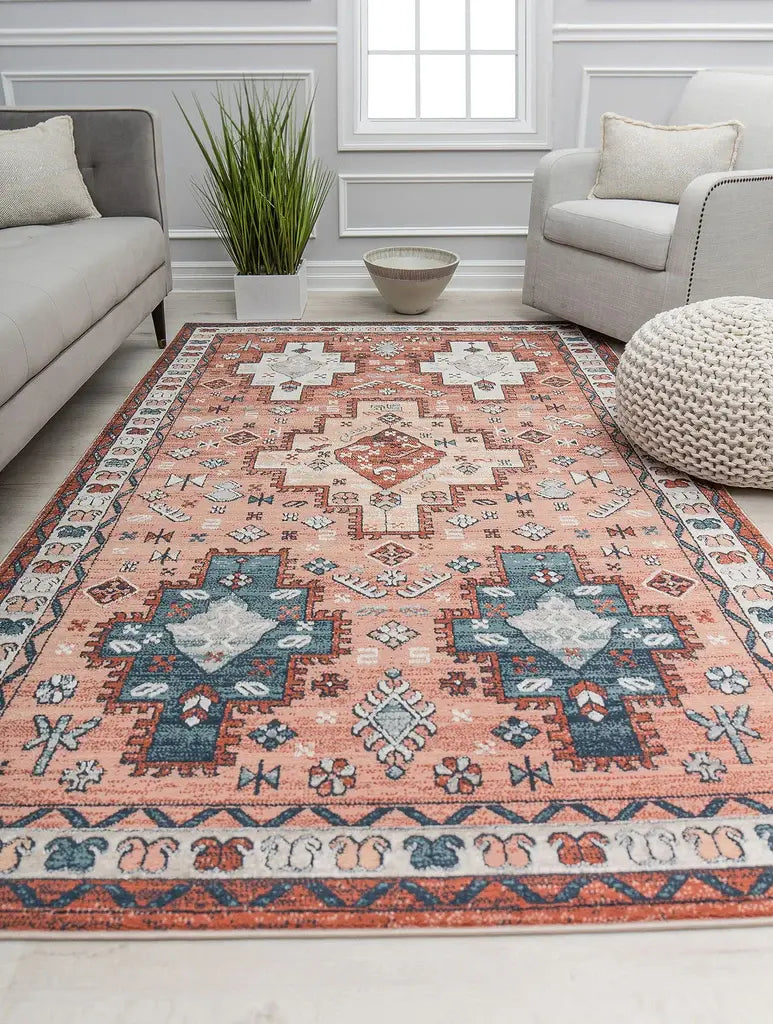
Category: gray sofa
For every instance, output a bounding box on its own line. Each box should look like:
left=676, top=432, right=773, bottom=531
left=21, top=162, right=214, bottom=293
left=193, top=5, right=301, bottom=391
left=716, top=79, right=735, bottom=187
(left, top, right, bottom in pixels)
left=522, top=71, right=773, bottom=341
left=0, top=106, right=172, bottom=471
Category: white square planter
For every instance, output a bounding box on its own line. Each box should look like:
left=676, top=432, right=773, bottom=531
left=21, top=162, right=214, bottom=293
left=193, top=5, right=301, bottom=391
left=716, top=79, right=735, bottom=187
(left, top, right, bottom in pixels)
left=233, top=261, right=308, bottom=321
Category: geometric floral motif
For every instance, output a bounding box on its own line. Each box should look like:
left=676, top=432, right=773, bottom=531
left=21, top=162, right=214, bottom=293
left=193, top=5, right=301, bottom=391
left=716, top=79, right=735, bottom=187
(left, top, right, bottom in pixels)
left=352, top=668, right=436, bottom=779
left=645, top=570, right=697, bottom=598
left=236, top=341, right=356, bottom=401
left=335, top=428, right=444, bottom=487
left=420, top=340, right=538, bottom=400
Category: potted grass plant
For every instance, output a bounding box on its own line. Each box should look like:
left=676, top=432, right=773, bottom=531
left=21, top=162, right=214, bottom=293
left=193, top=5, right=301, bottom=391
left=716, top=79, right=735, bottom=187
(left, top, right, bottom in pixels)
left=179, top=82, right=334, bottom=320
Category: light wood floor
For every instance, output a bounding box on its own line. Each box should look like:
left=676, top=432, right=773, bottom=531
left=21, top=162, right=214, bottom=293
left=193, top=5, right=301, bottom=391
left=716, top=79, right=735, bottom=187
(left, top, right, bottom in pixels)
left=1, top=291, right=773, bottom=1024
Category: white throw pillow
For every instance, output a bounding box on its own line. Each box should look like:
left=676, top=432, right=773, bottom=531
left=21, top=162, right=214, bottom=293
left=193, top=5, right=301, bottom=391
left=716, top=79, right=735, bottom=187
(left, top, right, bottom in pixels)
left=0, top=115, right=100, bottom=228
left=590, top=112, right=744, bottom=204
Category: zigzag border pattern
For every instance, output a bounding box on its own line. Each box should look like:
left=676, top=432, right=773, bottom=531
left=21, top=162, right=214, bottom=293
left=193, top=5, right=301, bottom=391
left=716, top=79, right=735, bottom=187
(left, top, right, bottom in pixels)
left=3, top=867, right=773, bottom=931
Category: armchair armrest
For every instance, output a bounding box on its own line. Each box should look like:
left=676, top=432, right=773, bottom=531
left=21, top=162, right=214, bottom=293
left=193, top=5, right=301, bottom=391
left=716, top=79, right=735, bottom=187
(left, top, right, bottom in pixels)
left=0, top=107, right=169, bottom=227
left=665, top=168, right=773, bottom=308
left=528, top=149, right=601, bottom=229
left=523, top=149, right=601, bottom=307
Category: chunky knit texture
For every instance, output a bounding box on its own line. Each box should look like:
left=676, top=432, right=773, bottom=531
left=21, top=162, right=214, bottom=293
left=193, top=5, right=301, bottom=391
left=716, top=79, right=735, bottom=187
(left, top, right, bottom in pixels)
left=616, top=296, right=773, bottom=488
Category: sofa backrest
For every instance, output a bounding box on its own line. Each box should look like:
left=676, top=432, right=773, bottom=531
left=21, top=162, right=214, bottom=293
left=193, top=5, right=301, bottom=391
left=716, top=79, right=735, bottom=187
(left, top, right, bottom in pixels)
left=0, top=107, right=166, bottom=225
left=670, top=70, right=773, bottom=170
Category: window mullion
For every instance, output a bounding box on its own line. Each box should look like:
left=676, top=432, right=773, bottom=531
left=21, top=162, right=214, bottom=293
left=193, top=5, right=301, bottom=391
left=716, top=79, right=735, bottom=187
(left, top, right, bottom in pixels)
left=414, top=0, right=421, bottom=120
left=465, top=0, right=472, bottom=119
left=362, top=2, right=370, bottom=126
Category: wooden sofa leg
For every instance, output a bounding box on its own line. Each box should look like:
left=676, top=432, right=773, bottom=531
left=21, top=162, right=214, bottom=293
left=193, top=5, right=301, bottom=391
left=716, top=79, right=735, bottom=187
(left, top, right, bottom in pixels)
left=152, top=301, right=167, bottom=349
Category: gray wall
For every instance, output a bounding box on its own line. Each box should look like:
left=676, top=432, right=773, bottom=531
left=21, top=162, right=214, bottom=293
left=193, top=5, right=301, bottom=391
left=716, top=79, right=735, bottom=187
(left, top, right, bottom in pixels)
left=2, top=0, right=772, bottom=290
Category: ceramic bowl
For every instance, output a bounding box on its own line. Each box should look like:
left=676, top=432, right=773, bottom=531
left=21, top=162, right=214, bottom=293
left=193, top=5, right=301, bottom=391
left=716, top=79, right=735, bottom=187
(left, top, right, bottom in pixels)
left=363, top=246, right=460, bottom=315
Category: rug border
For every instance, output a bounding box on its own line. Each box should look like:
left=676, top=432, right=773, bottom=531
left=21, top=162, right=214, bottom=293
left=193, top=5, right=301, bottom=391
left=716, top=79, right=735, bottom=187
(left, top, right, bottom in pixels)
left=2, top=319, right=773, bottom=939
left=0, top=325, right=192, bottom=599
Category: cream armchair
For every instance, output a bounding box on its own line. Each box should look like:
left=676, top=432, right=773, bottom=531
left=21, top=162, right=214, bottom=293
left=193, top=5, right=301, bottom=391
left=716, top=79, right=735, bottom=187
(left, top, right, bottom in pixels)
left=522, top=71, right=773, bottom=341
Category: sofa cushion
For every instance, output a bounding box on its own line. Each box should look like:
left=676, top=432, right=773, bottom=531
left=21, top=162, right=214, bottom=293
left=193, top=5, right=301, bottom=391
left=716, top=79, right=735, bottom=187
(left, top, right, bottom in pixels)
left=0, top=115, right=100, bottom=228
left=0, top=216, right=165, bottom=404
left=543, top=199, right=679, bottom=271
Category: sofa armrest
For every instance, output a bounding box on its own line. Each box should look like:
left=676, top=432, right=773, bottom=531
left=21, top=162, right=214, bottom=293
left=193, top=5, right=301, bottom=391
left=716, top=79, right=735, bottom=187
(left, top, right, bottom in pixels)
left=665, top=168, right=773, bottom=307
left=0, top=107, right=169, bottom=228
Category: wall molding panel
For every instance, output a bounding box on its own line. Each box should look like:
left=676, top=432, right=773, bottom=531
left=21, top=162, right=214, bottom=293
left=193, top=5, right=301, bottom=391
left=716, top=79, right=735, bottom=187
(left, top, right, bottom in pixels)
left=338, top=173, right=534, bottom=239
left=576, top=67, right=698, bottom=146
left=0, top=26, right=338, bottom=47
left=554, top=23, right=773, bottom=43
left=3, top=2, right=771, bottom=276
left=1, top=66, right=316, bottom=106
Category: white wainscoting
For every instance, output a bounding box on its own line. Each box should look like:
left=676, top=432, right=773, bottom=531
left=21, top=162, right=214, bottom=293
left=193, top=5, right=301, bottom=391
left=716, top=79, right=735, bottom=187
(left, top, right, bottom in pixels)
left=0, top=26, right=339, bottom=46
left=2, top=2, right=772, bottom=283
left=575, top=67, right=698, bottom=146
left=171, top=260, right=526, bottom=293
left=1, top=66, right=316, bottom=107
left=553, top=22, right=773, bottom=42
left=338, top=174, right=534, bottom=239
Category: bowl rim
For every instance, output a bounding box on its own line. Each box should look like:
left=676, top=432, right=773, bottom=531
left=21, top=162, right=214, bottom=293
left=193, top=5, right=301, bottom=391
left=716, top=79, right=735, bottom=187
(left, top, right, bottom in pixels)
left=363, top=245, right=460, bottom=281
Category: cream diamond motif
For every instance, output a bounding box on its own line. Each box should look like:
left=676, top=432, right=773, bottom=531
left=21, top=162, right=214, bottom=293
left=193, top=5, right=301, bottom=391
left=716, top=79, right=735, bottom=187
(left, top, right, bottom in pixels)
left=367, top=620, right=418, bottom=649
left=507, top=592, right=618, bottom=669
left=166, top=597, right=279, bottom=673
left=228, top=526, right=268, bottom=544
left=447, top=513, right=478, bottom=529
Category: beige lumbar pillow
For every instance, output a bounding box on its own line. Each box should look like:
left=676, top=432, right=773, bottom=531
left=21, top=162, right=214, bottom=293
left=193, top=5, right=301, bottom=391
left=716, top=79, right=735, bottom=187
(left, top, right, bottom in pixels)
left=0, top=114, right=100, bottom=228
left=590, top=112, right=743, bottom=204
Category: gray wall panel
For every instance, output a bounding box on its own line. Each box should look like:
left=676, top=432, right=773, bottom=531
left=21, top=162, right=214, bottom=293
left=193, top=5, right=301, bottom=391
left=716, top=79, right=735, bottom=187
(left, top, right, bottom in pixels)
left=2, top=0, right=772, bottom=287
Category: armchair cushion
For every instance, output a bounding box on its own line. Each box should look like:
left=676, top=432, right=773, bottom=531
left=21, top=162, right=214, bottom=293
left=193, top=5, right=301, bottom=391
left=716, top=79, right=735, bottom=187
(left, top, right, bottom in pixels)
left=590, top=112, right=742, bottom=203
left=543, top=199, right=679, bottom=271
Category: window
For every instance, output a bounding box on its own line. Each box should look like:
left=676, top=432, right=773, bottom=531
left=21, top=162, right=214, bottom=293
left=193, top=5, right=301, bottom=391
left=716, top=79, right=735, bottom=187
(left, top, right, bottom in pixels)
left=338, top=0, right=551, bottom=150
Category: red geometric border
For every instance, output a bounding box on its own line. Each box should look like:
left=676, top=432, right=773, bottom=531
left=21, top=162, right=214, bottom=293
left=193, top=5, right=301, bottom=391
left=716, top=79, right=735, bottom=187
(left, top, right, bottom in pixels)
left=1, top=869, right=773, bottom=932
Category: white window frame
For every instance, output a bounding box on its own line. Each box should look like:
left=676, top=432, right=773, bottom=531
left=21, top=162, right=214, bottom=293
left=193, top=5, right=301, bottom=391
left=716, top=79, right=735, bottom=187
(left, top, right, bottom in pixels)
left=337, top=0, right=552, bottom=151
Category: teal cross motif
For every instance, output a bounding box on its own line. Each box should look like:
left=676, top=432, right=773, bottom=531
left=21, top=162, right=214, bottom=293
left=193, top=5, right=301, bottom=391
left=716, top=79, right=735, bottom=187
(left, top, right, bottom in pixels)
left=444, top=551, right=686, bottom=768
left=97, top=554, right=337, bottom=770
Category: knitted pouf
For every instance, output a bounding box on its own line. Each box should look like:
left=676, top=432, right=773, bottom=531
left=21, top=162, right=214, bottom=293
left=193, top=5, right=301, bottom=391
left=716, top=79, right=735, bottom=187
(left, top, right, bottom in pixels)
left=615, top=296, right=773, bottom=488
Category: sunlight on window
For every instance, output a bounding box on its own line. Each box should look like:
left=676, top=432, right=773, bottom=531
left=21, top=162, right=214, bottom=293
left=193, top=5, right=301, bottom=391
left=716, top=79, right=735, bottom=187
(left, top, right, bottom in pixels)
left=366, top=0, right=519, bottom=122
left=368, top=55, right=417, bottom=118
left=421, top=55, right=467, bottom=118
left=470, top=0, right=517, bottom=50
left=471, top=55, right=517, bottom=118
left=367, top=0, right=415, bottom=51
left=420, top=0, right=466, bottom=51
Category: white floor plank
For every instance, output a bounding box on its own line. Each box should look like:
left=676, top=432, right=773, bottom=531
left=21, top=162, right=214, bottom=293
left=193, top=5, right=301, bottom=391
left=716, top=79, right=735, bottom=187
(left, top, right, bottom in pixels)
left=1, top=927, right=773, bottom=1024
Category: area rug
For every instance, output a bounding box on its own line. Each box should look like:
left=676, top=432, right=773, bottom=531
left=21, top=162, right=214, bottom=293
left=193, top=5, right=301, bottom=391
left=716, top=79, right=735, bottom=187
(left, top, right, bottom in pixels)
left=2, top=322, right=773, bottom=933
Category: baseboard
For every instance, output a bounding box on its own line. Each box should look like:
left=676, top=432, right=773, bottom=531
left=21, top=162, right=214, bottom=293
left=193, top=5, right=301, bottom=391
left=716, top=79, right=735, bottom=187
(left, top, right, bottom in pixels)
left=171, top=259, right=526, bottom=293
